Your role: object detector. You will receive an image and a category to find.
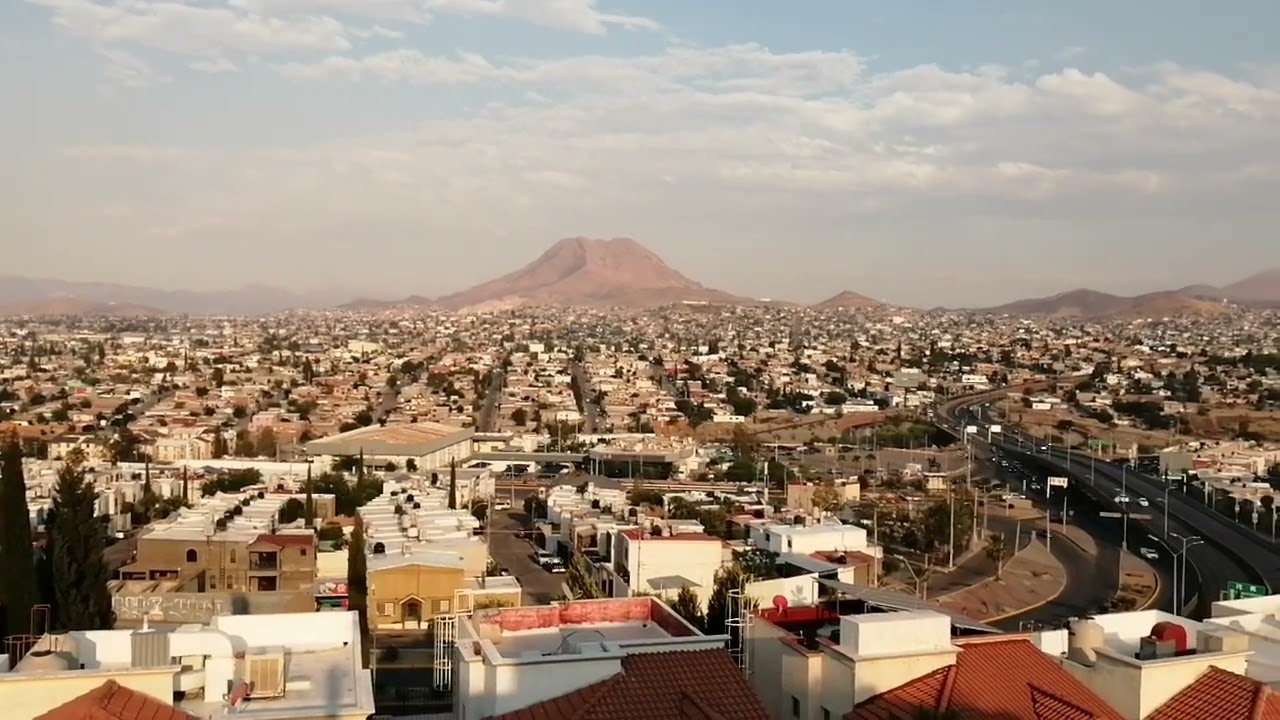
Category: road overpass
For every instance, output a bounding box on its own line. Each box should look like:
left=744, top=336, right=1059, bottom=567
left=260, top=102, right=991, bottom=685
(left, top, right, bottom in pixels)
left=938, top=382, right=1273, bottom=616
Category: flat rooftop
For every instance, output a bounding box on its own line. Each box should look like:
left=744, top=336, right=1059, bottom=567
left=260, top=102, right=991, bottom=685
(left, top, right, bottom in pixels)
left=467, top=598, right=701, bottom=661
left=180, top=646, right=374, bottom=720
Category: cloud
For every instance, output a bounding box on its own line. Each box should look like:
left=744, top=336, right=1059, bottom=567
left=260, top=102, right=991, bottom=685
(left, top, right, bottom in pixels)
left=190, top=56, right=240, bottom=74
left=19, top=43, right=1280, bottom=301
left=422, top=0, right=659, bottom=34
left=98, top=48, right=169, bottom=88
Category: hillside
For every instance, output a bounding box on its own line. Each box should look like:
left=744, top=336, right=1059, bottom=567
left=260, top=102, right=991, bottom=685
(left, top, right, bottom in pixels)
left=429, top=237, right=748, bottom=310
left=984, top=289, right=1229, bottom=319
left=0, top=275, right=351, bottom=315
left=812, top=290, right=883, bottom=310
left=0, top=297, right=163, bottom=317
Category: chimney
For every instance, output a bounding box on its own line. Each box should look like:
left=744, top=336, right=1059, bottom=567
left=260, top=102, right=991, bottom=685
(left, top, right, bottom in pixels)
left=1067, top=618, right=1104, bottom=667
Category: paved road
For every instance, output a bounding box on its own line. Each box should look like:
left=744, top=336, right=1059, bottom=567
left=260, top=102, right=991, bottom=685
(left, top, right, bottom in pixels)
left=488, top=511, right=565, bottom=605
left=476, top=370, right=505, bottom=432
left=568, top=362, right=599, bottom=433
left=943, top=395, right=1256, bottom=616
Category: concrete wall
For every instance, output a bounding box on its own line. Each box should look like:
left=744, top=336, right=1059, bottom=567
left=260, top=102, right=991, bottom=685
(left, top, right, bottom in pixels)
left=1061, top=652, right=1250, bottom=720
left=112, top=590, right=315, bottom=626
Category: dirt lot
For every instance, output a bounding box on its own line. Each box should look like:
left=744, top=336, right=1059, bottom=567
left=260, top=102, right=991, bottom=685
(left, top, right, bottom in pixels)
left=1000, top=403, right=1280, bottom=452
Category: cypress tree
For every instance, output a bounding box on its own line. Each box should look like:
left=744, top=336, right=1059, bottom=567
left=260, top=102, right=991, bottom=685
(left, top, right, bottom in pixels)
left=347, top=515, right=369, bottom=665
left=50, top=450, right=113, bottom=630
left=448, top=459, right=457, bottom=510
left=0, top=436, right=36, bottom=638
left=304, top=463, right=315, bottom=529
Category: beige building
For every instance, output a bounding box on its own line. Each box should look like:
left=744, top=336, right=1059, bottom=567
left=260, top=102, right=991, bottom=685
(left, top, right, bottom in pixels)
left=119, top=527, right=316, bottom=594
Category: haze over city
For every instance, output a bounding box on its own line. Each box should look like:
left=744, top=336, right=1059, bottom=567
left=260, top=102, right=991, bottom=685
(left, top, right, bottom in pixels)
left=4, top=0, right=1280, bottom=306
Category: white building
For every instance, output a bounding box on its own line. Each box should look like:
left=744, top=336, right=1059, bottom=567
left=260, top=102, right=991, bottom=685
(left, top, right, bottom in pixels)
left=0, top=611, right=374, bottom=720
left=748, top=521, right=871, bottom=555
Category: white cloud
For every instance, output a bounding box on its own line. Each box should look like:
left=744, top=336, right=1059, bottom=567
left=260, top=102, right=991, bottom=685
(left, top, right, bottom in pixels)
left=19, top=41, right=1280, bottom=300
left=30, top=0, right=352, bottom=57
left=98, top=48, right=169, bottom=88
left=190, top=56, right=240, bottom=74
left=423, top=0, right=659, bottom=34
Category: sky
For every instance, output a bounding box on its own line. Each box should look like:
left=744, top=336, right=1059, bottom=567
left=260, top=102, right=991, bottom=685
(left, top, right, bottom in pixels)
left=3, top=0, right=1280, bottom=307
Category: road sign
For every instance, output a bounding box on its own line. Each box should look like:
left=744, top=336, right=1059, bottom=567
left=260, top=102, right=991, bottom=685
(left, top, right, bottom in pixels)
left=989, top=424, right=1002, bottom=434
left=1047, top=476, right=1069, bottom=488
left=1227, top=581, right=1268, bottom=600
left=965, top=425, right=978, bottom=435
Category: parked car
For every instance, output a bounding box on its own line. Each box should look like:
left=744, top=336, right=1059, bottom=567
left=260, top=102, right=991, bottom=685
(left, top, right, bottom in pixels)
left=1136, top=497, right=1150, bottom=507
left=1139, top=547, right=1159, bottom=561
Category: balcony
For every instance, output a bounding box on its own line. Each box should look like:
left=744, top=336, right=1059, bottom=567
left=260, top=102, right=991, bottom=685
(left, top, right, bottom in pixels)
left=249, top=553, right=279, bottom=571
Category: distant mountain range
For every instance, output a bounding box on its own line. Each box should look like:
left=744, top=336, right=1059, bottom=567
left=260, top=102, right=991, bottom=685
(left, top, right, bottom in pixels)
left=344, top=237, right=751, bottom=311
left=0, top=275, right=357, bottom=317
left=980, top=268, right=1280, bottom=318
left=1, top=247, right=1276, bottom=317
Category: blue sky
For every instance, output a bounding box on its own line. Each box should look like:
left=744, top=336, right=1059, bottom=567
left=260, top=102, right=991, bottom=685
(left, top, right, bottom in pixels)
left=4, top=1, right=1279, bottom=306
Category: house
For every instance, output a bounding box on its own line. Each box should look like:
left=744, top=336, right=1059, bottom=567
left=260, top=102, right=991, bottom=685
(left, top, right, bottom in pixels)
left=35, top=680, right=197, bottom=720
left=452, top=597, right=767, bottom=719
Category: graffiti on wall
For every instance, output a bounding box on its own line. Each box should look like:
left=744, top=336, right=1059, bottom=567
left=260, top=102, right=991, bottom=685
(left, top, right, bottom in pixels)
left=112, top=594, right=226, bottom=623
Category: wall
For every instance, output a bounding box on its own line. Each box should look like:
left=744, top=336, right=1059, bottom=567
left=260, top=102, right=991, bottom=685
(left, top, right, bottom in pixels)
left=1061, top=652, right=1250, bottom=720
left=849, top=652, right=957, bottom=706
left=368, top=565, right=466, bottom=626
left=214, top=610, right=359, bottom=650
left=487, top=655, right=623, bottom=718
left=623, top=536, right=721, bottom=603
left=111, top=590, right=315, bottom=626
left=746, top=575, right=818, bottom=611
left=0, top=669, right=177, bottom=720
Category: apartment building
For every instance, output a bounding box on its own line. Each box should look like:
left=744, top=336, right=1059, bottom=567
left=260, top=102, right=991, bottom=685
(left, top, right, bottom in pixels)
left=119, top=525, right=316, bottom=594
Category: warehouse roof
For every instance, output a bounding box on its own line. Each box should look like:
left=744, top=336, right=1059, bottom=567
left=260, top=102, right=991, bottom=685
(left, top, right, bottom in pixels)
left=304, top=422, right=473, bottom=457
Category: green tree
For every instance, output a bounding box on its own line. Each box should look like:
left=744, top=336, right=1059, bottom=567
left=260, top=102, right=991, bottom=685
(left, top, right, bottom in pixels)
left=670, top=586, right=706, bottom=631
left=510, top=407, right=528, bottom=426
left=985, top=533, right=1008, bottom=578
left=1, top=436, right=35, bottom=638
left=304, top=464, right=315, bottom=529
left=811, top=481, right=842, bottom=514
left=566, top=552, right=602, bottom=599
left=255, top=427, right=278, bottom=458
left=705, top=563, right=755, bottom=637
left=448, top=459, right=457, bottom=510
left=50, top=451, right=112, bottom=630
left=347, top=515, right=369, bottom=665
left=277, top=498, right=306, bottom=525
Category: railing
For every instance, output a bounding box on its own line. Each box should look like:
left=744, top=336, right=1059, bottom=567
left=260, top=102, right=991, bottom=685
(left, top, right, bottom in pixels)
left=249, top=556, right=279, bottom=571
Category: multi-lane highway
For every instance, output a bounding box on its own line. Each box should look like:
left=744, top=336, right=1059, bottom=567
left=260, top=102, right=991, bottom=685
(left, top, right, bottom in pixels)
left=940, top=386, right=1274, bottom=616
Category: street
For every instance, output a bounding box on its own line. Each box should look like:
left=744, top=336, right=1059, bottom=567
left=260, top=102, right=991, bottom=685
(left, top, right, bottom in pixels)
left=488, top=510, right=566, bottom=605
left=476, top=370, right=505, bottom=432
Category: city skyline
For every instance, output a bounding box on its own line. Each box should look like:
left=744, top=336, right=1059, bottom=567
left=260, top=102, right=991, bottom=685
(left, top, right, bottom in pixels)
left=5, top=1, right=1280, bottom=306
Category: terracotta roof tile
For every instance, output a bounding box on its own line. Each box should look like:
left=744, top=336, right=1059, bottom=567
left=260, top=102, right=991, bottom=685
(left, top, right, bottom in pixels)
left=36, top=680, right=196, bottom=720
left=847, top=637, right=1122, bottom=720
left=1147, top=666, right=1280, bottom=720
left=488, top=648, right=768, bottom=720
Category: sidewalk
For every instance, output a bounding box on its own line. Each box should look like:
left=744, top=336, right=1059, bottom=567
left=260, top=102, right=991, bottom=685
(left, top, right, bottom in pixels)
left=935, top=540, right=1066, bottom=622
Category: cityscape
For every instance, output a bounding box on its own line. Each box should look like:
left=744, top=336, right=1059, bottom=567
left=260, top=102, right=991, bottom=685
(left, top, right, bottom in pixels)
left=5, top=2, right=1280, bottom=720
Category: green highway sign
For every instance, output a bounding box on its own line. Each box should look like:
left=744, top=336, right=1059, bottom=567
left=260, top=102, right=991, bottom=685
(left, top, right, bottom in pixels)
left=1227, top=581, right=1268, bottom=600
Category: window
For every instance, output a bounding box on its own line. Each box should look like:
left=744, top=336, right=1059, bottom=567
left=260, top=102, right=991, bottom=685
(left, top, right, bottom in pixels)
left=434, top=599, right=452, bottom=614
left=791, top=696, right=800, bottom=718
left=381, top=603, right=395, bottom=616
left=185, top=548, right=198, bottom=563
left=229, top=549, right=236, bottom=564
left=300, top=547, right=308, bottom=557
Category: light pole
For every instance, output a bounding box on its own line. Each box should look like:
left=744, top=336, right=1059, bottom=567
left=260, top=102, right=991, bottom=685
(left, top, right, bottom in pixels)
left=1170, top=533, right=1203, bottom=615
left=1162, top=472, right=1171, bottom=538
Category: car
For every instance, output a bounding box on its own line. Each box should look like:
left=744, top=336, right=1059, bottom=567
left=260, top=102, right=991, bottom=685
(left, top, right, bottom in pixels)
left=1139, top=547, right=1159, bottom=561
left=1136, top=497, right=1150, bottom=507
left=494, top=499, right=512, bottom=511
left=1115, top=494, right=1130, bottom=504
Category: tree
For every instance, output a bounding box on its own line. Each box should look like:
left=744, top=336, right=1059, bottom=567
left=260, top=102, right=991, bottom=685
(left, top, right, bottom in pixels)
left=50, top=450, right=112, bottom=630
left=1, top=436, right=35, bottom=638
left=705, top=563, right=755, bottom=637
left=628, top=487, right=664, bottom=507
left=670, top=586, right=706, bottom=631
left=304, top=464, right=315, bottom=529
left=277, top=498, right=306, bottom=525
left=255, top=427, right=278, bottom=459
left=210, top=431, right=228, bottom=459
left=510, top=407, right=528, bottom=427
left=448, top=459, right=457, bottom=510
left=233, top=429, right=255, bottom=457
left=347, top=515, right=369, bottom=665
left=985, top=533, right=1008, bottom=578
left=811, top=481, right=842, bottom=514
left=566, top=552, right=602, bottom=599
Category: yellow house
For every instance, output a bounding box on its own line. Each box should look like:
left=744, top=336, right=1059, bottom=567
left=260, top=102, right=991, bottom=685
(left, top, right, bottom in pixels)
left=367, top=553, right=523, bottom=628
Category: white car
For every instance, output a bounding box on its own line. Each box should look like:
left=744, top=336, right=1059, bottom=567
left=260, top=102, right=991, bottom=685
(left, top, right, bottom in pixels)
left=1115, top=494, right=1131, bottom=504
left=1136, top=497, right=1150, bottom=507
left=1139, top=547, right=1159, bottom=561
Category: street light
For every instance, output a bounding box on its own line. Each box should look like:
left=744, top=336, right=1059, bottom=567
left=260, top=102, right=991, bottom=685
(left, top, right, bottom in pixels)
left=1169, top=533, right=1204, bottom=615
left=893, top=553, right=933, bottom=601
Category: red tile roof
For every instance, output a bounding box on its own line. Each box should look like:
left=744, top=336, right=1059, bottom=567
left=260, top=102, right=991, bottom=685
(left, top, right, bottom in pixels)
left=619, top=529, right=722, bottom=542
left=488, top=648, right=768, bottom=720
left=847, top=636, right=1123, bottom=720
left=35, top=680, right=196, bottom=720
left=1146, top=666, right=1280, bottom=720
left=251, top=533, right=315, bottom=549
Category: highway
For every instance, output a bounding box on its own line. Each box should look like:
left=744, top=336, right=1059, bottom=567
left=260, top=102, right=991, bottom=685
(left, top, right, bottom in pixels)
left=940, top=388, right=1272, bottom=616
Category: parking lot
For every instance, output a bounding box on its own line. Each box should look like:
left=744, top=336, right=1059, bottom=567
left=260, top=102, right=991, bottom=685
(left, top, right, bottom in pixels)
left=488, top=511, right=566, bottom=605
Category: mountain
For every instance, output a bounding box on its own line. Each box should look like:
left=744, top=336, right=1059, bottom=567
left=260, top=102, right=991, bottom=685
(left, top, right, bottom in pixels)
left=0, top=275, right=356, bottom=315
left=0, top=297, right=163, bottom=317
left=337, top=295, right=436, bottom=311
left=983, top=289, right=1230, bottom=319
left=1212, top=268, right=1280, bottom=306
left=429, top=237, right=748, bottom=310
left=812, top=290, right=884, bottom=310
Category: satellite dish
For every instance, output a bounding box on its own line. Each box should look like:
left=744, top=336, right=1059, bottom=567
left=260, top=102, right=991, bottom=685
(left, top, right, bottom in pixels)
left=773, top=595, right=789, bottom=613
